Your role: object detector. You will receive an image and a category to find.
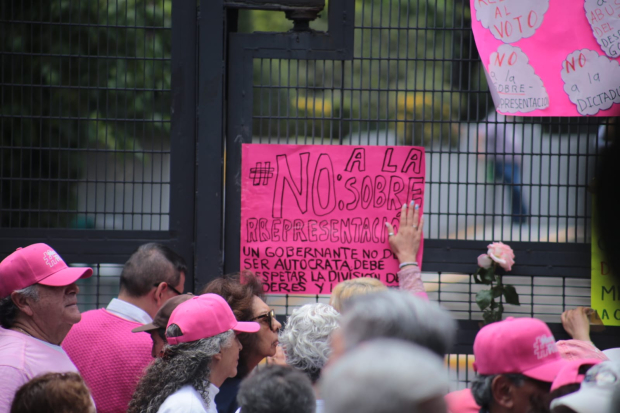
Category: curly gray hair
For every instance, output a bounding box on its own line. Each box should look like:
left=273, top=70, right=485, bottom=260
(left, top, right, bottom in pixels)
left=279, top=303, right=340, bottom=383
left=127, top=326, right=235, bottom=413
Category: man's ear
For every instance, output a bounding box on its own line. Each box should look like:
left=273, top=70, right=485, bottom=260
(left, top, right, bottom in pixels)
left=212, top=352, right=223, bottom=361
left=491, top=375, right=515, bottom=409
left=11, top=290, right=35, bottom=317
left=153, top=283, right=168, bottom=307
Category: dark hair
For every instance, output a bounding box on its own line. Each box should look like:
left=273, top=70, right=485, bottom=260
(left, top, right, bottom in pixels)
left=120, top=243, right=187, bottom=297
left=0, top=285, right=39, bottom=329
left=0, top=295, right=18, bottom=329
left=200, top=272, right=264, bottom=378
left=471, top=373, right=525, bottom=408
left=10, top=372, right=93, bottom=413
left=237, top=365, right=315, bottom=413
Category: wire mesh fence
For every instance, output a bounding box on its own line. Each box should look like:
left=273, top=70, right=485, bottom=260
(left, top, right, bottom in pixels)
left=249, top=0, right=613, bottom=244
left=0, top=0, right=173, bottom=230
left=3, top=0, right=610, bottom=390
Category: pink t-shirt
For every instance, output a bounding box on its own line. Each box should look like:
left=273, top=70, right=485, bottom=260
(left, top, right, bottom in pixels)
left=0, top=327, right=79, bottom=412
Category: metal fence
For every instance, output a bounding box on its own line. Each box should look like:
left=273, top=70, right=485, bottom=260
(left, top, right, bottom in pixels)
left=0, top=0, right=197, bottom=287
left=1, top=0, right=173, bottom=230
left=2, top=0, right=618, bottom=390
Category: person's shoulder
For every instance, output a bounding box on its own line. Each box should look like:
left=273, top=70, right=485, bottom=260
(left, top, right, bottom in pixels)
left=0, top=329, right=28, bottom=369
left=158, top=386, right=208, bottom=413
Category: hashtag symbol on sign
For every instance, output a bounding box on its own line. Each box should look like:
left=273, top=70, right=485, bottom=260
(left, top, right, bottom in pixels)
left=249, top=162, right=274, bottom=186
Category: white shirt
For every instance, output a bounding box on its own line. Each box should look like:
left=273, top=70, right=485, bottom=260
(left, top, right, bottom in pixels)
left=158, top=384, right=219, bottom=413
left=106, top=298, right=152, bottom=324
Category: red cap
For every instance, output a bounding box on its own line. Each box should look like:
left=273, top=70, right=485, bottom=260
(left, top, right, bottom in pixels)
left=473, top=317, right=569, bottom=382
left=551, top=359, right=602, bottom=392
left=0, top=243, right=92, bottom=298
left=166, top=294, right=260, bottom=345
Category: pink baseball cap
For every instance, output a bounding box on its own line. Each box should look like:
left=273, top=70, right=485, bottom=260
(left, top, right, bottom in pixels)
left=473, top=317, right=569, bottom=382
left=166, top=294, right=260, bottom=345
left=551, top=359, right=602, bottom=392
left=445, top=389, right=480, bottom=413
left=0, top=243, right=93, bottom=298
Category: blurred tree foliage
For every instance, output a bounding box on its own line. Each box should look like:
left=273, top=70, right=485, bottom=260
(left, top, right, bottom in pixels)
left=1, top=0, right=171, bottom=228
left=1, top=0, right=483, bottom=228
left=246, top=0, right=484, bottom=146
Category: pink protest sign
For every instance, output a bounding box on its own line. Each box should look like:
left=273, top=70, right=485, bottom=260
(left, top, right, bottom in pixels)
left=471, top=0, right=620, bottom=116
left=240, top=144, right=425, bottom=295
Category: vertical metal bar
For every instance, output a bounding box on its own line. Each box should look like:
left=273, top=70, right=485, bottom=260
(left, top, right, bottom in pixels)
left=170, top=0, right=198, bottom=290
left=224, top=37, right=254, bottom=275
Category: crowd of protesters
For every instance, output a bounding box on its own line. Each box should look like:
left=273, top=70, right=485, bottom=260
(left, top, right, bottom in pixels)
left=1, top=196, right=620, bottom=413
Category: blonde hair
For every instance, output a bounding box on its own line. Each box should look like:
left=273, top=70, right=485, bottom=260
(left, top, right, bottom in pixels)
left=329, top=278, right=387, bottom=312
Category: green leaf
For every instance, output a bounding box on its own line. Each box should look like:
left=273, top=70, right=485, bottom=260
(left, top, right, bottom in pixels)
left=473, top=269, right=483, bottom=284
left=475, top=267, right=495, bottom=285
left=482, top=308, right=502, bottom=325
left=482, top=267, right=496, bottom=284
left=476, top=289, right=494, bottom=311
left=491, top=285, right=504, bottom=298
left=503, top=284, right=521, bottom=306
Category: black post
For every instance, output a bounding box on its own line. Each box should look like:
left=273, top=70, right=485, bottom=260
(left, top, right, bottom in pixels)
left=170, top=1, right=199, bottom=292
left=194, top=0, right=227, bottom=289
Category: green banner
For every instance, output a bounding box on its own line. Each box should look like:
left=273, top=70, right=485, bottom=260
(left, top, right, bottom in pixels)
left=591, top=201, right=620, bottom=326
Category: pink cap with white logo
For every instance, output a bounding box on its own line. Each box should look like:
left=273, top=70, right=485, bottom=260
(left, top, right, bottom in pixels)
left=0, top=243, right=93, bottom=298
left=551, top=359, right=602, bottom=392
left=166, top=294, right=260, bottom=345
left=473, top=317, right=570, bottom=382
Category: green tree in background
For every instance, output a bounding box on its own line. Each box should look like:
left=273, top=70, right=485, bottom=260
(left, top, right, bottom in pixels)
left=1, top=0, right=171, bottom=228
left=247, top=0, right=484, bottom=146
left=1, top=0, right=484, bottom=228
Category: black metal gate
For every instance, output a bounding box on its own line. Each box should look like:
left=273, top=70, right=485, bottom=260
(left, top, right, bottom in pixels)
left=0, top=1, right=200, bottom=302
left=2, top=0, right=617, bottom=382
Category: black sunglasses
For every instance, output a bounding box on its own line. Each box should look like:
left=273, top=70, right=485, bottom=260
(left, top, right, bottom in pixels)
left=251, top=309, right=276, bottom=329
left=153, top=282, right=183, bottom=296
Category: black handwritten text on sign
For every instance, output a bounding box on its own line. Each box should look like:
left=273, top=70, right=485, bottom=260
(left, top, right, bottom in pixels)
left=240, top=144, right=426, bottom=294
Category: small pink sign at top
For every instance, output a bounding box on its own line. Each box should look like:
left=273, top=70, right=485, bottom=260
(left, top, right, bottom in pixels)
left=471, top=0, right=620, bottom=116
left=240, top=144, right=425, bottom=295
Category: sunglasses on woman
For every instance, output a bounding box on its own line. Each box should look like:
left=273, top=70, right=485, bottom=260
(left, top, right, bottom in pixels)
left=251, top=309, right=276, bottom=330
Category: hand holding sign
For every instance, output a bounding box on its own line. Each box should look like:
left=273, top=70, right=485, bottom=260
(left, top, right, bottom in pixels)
left=487, top=45, right=549, bottom=113
left=561, top=49, right=620, bottom=115
left=584, top=0, right=620, bottom=58
left=240, top=144, right=426, bottom=295
left=473, top=0, right=549, bottom=43
left=385, top=201, right=423, bottom=265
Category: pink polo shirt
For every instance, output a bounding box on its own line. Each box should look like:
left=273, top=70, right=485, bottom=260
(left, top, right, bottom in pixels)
left=0, top=327, right=79, bottom=413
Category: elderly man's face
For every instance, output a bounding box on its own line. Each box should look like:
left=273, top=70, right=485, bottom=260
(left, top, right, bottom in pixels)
left=30, top=283, right=81, bottom=340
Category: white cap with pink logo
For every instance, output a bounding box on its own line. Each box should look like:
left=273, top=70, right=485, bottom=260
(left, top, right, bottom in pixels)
left=473, top=317, right=570, bottom=383
left=0, top=243, right=92, bottom=298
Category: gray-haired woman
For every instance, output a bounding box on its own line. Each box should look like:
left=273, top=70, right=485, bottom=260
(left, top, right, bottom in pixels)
left=127, top=294, right=259, bottom=413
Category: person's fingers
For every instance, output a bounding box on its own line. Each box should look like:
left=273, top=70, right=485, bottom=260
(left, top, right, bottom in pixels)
left=407, top=201, right=415, bottom=228
left=412, top=203, right=419, bottom=228
left=386, top=222, right=395, bottom=238
left=561, top=310, right=567, bottom=325
left=417, top=212, right=424, bottom=231
left=401, top=203, right=408, bottom=227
